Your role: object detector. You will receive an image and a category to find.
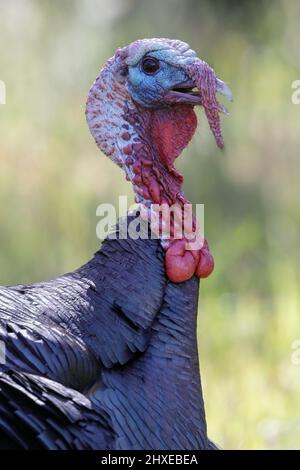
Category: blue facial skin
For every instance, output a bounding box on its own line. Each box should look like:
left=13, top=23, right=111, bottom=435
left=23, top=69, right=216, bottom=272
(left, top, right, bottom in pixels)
left=127, top=50, right=191, bottom=108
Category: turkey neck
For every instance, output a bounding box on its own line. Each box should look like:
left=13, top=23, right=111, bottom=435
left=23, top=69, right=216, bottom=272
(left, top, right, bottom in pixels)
left=87, top=58, right=208, bottom=448
left=86, top=57, right=197, bottom=209
left=100, top=276, right=208, bottom=450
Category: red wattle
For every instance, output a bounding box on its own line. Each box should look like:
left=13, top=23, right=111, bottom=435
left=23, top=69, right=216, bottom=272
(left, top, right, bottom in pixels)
left=165, top=240, right=198, bottom=283
left=150, top=105, right=197, bottom=169
left=164, top=238, right=214, bottom=283
left=195, top=249, right=215, bottom=278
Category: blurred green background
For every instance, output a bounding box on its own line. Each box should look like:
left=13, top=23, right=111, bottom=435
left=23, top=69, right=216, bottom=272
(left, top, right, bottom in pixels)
left=0, top=0, right=300, bottom=449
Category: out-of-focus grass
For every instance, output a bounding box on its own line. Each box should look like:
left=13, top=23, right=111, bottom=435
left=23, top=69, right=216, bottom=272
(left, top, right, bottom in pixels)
left=202, top=283, right=300, bottom=449
left=0, top=0, right=300, bottom=449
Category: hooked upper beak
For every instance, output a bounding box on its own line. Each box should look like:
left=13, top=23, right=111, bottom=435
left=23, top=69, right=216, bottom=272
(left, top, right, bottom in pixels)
left=164, top=77, right=233, bottom=113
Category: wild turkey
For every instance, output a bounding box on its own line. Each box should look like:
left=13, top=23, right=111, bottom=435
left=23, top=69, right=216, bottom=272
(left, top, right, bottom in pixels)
left=0, top=38, right=231, bottom=450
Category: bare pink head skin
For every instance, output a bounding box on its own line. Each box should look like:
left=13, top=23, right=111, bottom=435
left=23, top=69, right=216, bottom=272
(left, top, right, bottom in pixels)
left=86, top=38, right=232, bottom=283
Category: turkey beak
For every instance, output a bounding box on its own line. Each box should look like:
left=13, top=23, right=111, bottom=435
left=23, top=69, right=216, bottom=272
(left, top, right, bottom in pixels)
left=164, top=58, right=232, bottom=148
left=181, top=59, right=232, bottom=148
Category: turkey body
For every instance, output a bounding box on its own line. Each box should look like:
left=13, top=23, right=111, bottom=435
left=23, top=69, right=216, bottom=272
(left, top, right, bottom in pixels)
left=0, top=218, right=211, bottom=450
left=0, top=36, right=230, bottom=450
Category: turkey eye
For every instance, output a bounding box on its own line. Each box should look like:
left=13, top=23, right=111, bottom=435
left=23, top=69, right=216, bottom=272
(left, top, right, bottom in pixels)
left=142, top=57, right=160, bottom=75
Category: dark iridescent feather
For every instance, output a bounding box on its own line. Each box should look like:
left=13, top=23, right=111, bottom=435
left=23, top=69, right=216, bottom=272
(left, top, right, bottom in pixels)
left=0, top=218, right=212, bottom=449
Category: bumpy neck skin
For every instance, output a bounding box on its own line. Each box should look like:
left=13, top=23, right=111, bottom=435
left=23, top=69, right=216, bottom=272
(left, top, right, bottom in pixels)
left=86, top=54, right=197, bottom=209
left=86, top=51, right=210, bottom=447
left=86, top=52, right=216, bottom=282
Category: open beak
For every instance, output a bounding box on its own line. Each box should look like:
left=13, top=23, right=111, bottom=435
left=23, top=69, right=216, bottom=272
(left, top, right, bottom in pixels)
left=164, top=82, right=204, bottom=106
left=164, top=60, right=233, bottom=148
left=164, top=77, right=232, bottom=109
